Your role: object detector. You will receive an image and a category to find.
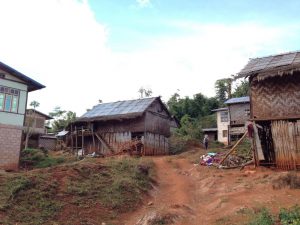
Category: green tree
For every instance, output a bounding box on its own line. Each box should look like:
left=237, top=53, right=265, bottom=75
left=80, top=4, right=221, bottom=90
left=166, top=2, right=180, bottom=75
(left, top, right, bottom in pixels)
left=232, top=80, right=249, bottom=97
left=215, top=78, right=232, bottom=103
left=49, top=107, right=76, bottom=132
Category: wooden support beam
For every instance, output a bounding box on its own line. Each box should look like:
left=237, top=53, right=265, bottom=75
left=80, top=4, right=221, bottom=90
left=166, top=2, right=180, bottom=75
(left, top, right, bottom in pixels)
left=95, top=133, right=114, bottom=153
left=220, top=131, right=248, bottom=165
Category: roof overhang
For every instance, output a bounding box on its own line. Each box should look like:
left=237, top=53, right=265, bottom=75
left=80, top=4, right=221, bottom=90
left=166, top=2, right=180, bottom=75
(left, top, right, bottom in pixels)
left=0, top=61, right=45, bottom=92
left=211, top=107, right=228, bottom=112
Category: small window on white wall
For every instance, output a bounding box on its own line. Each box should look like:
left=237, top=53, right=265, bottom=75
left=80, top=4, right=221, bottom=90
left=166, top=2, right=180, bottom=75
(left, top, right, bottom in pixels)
left=220, top=111, right=228, bottom=122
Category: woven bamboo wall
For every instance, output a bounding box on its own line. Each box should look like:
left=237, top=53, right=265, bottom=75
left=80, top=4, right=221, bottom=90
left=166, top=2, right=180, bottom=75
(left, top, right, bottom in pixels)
left=251, top=75, right=300, bottom=120
left=39, top=137, right=57, bottom=151
left=271, top=120, right=300, bottom=170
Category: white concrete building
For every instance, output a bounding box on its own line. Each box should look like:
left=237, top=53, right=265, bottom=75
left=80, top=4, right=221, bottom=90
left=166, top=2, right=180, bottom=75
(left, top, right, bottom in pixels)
left=212, top=108, right=229, bottom=145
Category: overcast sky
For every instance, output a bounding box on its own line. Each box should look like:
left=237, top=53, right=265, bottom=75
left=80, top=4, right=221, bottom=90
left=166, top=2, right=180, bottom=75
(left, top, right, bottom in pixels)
left=0, top=0, right=299, bottom=116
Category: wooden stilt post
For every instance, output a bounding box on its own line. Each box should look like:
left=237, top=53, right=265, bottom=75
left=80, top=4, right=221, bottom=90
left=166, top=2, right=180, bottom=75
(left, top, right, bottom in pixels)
left=71, top=124, right=74, bottom=153
left=81, top=126, right=84, bottom=156
left=75, top=126, right=78, bottom=157
left=92, top=123, right=96, bottom=152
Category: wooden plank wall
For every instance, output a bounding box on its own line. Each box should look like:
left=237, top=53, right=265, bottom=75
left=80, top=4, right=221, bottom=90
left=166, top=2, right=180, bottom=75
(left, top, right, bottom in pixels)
left=271, top=120, right=300, bottom=170
left=96, top=117, right=145, bottom=133
left=100, top=132, right=131, bottom=153
left=144, top=132, right=169, bottom=155
left=83, top=132, right=132, bottom=154
left=144, top=112, right=171, bottom=137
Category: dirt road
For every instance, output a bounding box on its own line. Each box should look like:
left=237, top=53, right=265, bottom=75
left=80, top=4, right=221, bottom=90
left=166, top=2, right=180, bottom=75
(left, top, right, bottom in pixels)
left=123, top=149, right=300, bottom=225
left=123, top=156, right=198, bottom=225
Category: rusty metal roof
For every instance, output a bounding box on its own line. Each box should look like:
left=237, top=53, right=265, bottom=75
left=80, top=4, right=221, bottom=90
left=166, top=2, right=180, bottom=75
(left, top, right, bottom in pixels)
left=237, top=51, right=300, bottom=78
left=224, top=96, right=250, bottom=104
left=78, top=97, right=158, bottom=121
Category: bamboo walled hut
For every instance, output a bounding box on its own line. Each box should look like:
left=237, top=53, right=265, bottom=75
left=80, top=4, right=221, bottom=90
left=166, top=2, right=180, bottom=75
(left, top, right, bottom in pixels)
left=236, top=51, right=300, bottom=170
left=68, top=97, right=177, bottom=156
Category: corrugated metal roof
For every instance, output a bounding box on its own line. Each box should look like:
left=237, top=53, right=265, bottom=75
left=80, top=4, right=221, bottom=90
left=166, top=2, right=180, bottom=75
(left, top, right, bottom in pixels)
left=224, top=96, right=250, bottom=104
left=56, top=130, right=69, bottom=137
left=211, top=107, right=228, bottom=112
left=237, top=51, right=300, bottom=78
left=79, top=97, right=157, bottom=120
left=202, top=128, right=218, bottom=132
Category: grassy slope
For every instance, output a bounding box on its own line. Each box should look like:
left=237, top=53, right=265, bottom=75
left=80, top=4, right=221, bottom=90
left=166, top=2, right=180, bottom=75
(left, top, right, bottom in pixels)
left=0, top=157, right=155, bottom=225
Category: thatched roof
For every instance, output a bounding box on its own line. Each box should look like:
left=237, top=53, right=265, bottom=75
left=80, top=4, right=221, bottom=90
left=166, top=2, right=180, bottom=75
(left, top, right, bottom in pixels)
left=236, top=51, right=300, bottom=81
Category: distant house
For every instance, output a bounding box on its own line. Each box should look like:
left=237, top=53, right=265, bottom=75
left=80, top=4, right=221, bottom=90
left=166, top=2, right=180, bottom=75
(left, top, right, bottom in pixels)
left=202, top=128, right=218, bottom=142
left=224, top=97, right=250, bottom=144
left=24, top=109, right=53, bottom=148
left=69, top=97, right=177, bottom=156
left=0, top=61, right=44, bottom=170
left=212, top=107, right=229, bottom=145
left=236, top=51, right=300, bottom=169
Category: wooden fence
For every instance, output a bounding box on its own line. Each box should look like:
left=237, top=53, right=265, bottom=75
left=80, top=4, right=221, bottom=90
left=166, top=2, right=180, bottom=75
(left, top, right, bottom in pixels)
left=271, top=120, right=300, bottom=170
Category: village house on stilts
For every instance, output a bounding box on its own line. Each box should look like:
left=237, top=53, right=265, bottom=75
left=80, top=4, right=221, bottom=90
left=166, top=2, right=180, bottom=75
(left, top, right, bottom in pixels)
left=236, top=51, right=300, bottom=170
left=68, top=97, right=177, bottom=156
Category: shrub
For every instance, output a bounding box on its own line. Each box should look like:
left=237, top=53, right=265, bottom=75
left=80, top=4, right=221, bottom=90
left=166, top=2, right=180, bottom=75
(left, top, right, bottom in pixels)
left=20, top=148, right=65, bottom=169
left=248, top=208, right=274, bottom=225
left=169, top=135, right=189, bottom=155
left=279, top=205, right=300, bottom=225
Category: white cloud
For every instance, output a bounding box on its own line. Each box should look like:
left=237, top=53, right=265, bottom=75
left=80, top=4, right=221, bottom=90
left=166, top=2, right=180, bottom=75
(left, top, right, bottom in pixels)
left=0, top=0, right=295, bottom=117
left=136, top=0, right=151, bottom=8
left=0, top=0, right=109, bottom=115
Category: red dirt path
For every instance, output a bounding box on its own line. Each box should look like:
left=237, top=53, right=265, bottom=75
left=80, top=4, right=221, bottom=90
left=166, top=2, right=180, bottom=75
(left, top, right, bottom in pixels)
left=122, top=149, right=300, bottom=225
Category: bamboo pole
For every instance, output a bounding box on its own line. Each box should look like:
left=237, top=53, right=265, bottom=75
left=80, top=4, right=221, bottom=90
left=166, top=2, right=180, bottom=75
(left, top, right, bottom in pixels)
left=220, top=131, right=248, bottom=165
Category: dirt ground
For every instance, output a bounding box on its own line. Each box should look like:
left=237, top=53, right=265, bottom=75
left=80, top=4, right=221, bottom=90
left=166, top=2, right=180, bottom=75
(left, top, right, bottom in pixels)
left=121, top=148, right=300, bottom=225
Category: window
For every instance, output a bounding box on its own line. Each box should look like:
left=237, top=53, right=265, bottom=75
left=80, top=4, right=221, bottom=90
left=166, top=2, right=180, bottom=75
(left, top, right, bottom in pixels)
left=0, top=85, right=20, bottom=113
left=0, top=93, right=4, bottom=110
left=220, top=111, right=228, bottom=122
left=222, top=130, right=228, bottom=138
left=245, top=109, right=250, bottom=117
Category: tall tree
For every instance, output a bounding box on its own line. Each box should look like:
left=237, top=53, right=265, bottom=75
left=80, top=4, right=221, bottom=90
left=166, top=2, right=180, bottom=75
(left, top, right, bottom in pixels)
left=138, top=87, right=152, bottom=98
left=215, top=78, right=232, bottom=103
